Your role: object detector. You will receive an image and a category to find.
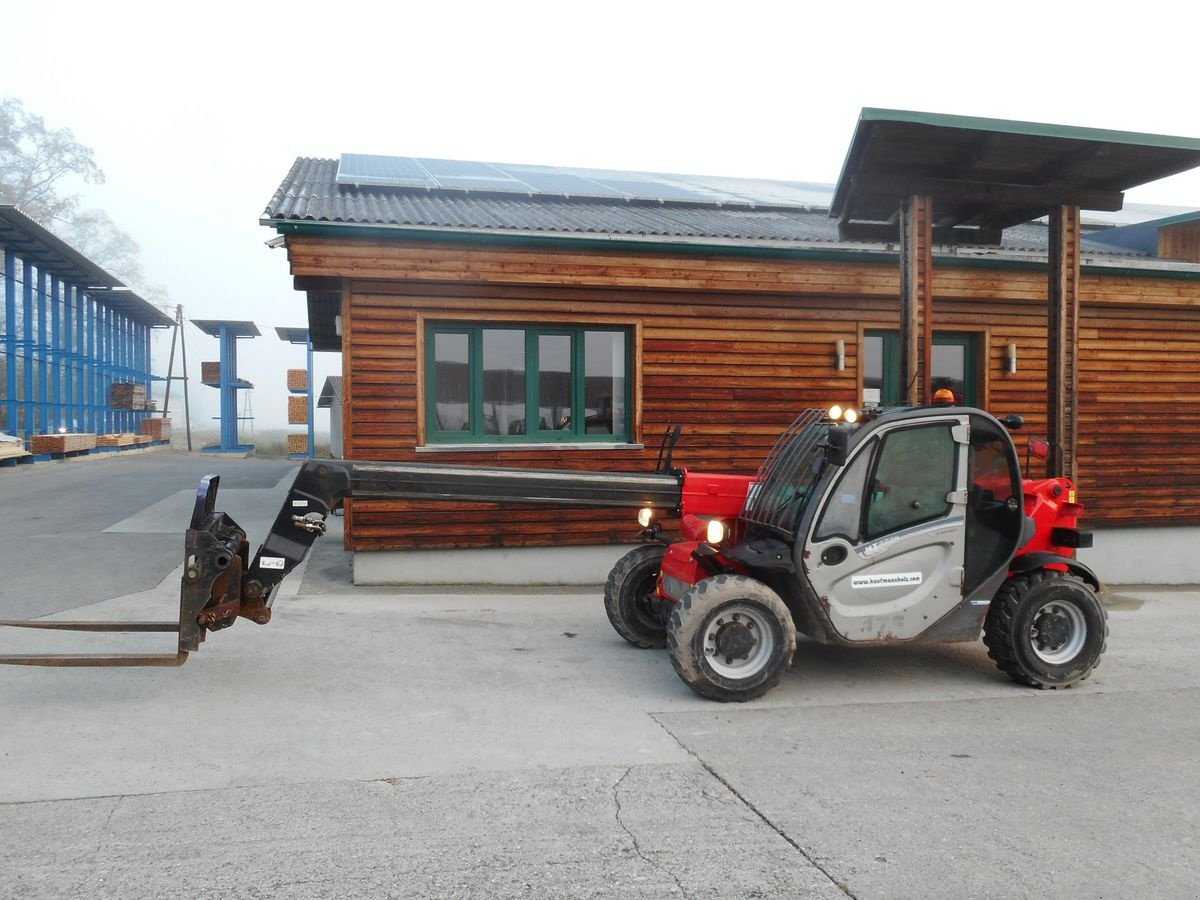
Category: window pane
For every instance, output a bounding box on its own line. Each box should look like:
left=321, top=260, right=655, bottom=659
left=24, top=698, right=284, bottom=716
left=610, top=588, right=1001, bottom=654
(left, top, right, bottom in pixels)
left=584, top=331, right=625, bottom=435
left=815, top=443, right=874, bottom=542
left=538, top=334, right=573, bottom=431
left=932, top=344, right=966, bottom=404
left=863, top=335, right=883, bottom=405
left=434, top=332, right=470, bottom=431
left=964, top=415, right=1023, bottom=594
left=482, top=329, right=525, bottom=435
left=866, top=425, right=956, bottom=538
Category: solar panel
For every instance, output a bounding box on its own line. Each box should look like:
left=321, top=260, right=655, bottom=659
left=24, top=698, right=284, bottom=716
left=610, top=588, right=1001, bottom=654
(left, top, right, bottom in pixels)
left=591, top=178, right=719, bottom=204
left=334, top=154, right=834, bottom=209
left=336, top=154, right=435, bottom=188
left=434, top=175, right=534, bottom=193
left=507, top=170, right=628, bottom=198
left=418, top=158, right=509, bottom=179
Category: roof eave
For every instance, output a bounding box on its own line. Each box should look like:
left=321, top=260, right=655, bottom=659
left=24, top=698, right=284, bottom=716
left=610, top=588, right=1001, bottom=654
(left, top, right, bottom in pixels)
left=264, top=217, right=1200, bottom=279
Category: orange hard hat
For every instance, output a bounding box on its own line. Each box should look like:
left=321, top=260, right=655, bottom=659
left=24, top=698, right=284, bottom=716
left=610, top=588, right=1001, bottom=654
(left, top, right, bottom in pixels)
left=933, top=388, right=955, bottom=405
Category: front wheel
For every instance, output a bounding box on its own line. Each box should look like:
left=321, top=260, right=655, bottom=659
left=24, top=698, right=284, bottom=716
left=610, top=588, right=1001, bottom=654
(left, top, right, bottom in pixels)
left=604, top=544, right=668, bottom=648
left=667, top=574, right=796, bottom=702
left=983, top=570, right=1108, bottom=689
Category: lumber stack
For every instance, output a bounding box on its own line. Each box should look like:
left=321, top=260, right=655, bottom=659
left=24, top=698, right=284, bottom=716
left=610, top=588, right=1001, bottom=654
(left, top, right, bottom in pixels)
left=140, top=418, right=172, bottom=440
left=110, top=383, right=147, bottom=410
left=288, top=396, right=308, bottom=424
left=32, top=433, right=97, bottom=453
left=201, top=361, right=221, bottom=384
left=287, top=368, right=308, bottom=391
left=96, top=433, right=137, bottom=447
left=0, top=441, right=28, bottom=461
left=287, top=433, right=309, bottom=454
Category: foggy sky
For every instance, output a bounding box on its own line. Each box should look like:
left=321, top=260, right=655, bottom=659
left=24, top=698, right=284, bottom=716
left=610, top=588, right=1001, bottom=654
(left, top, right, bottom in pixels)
left=4, top=0, right=1198, bottom=430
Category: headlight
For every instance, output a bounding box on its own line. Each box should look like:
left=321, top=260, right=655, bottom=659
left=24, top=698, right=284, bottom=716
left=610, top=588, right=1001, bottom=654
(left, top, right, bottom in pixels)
left=828, top=404, right=844, bottom=421
left=637, top=507, right=654, bottom=528
left=705, top=518, right=727, bottom=545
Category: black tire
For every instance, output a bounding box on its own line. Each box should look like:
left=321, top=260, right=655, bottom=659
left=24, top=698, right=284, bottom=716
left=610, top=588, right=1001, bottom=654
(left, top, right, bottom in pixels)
left=667, top=574, right=796, bottom=702
left=604, top=544, right=669, bottom=648
left=983, top=570, right=1108, bottom=689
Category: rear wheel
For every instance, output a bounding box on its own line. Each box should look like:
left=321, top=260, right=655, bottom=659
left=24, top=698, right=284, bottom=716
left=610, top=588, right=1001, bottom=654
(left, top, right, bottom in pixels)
left=604, top=544, right=668, bottom=648
left=667, top=574, right=796, bottom=702
left=983, top=570, right=1107, bottom=689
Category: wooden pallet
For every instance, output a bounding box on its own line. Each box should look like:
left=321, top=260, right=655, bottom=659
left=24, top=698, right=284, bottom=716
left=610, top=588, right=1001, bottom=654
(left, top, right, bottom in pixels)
left=31, top=433, right=97, bottom=453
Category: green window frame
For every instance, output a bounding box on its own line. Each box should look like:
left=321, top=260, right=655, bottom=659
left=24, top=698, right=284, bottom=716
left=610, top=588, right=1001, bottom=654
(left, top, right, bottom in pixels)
left=864, top=331, right=979, bottom=406
left=425, top=322, right=632, bottom=444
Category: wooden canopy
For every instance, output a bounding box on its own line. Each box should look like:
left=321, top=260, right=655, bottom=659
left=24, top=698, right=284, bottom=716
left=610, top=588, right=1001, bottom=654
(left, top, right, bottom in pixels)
left=831, top=109, right=1200, bottom=479
left=831, top=109, right=1200, bottom=245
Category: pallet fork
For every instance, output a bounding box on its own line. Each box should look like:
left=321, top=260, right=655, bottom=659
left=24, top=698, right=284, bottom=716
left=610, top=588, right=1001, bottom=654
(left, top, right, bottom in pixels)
left=0, top=460, right=683, bottom=667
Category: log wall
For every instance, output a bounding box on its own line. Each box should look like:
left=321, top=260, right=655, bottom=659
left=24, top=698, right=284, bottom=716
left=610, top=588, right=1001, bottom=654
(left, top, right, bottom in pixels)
left=285, top=236, right=1200, bottom=547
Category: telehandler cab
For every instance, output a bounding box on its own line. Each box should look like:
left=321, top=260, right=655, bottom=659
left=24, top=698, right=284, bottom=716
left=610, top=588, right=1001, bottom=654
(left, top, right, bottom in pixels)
left=0, top=404, right=1106, bottom=704
left=604, top=404, right=1106, bottom=701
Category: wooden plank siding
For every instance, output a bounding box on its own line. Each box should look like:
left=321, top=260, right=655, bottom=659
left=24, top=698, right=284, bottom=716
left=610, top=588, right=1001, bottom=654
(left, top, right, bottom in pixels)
left=1159, top=221, right=1200, bottom=264
left=285, top=236, right=1200, bottom=549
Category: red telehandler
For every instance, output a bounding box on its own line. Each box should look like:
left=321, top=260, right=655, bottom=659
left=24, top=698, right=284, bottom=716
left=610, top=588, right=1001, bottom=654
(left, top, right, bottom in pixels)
left=1, top=404, right=1106, bottom=703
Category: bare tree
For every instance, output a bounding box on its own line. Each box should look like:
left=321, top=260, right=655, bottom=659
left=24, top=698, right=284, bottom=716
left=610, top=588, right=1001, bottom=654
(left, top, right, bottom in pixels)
left=0, top=97, right=103, bottom=225
left=60, top=208, right=145, bottom=286
left=0, top=97, right=169, bottom=308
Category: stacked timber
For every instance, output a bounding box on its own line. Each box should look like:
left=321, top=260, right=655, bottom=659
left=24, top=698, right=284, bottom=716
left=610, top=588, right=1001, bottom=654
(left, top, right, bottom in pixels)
left=287, top=433, right=309, bottom=454
left=32, top=433, right=97, bottom=453
left=140, top=418, right=172, bottom=440
left=96, top=433, right=138, bottom=447
left=201, top=361, right=221, bottom=384
left=287, top=368, right=308, bottom=391
left=110, top=383, right=147, bottom=410
left=288, top=396, right=308, bottom=424
left=0, top=440, right=28, bottom=462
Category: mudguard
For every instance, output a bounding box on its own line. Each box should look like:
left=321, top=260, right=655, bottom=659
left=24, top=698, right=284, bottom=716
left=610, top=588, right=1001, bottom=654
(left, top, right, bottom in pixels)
left=1011, top=552, right=1101, bottom=591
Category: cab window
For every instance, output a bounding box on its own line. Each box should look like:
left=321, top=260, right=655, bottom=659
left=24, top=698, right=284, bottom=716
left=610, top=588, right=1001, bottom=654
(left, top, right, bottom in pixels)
left=865, top=424, right=957, bottom=539
left=814, top=442, right=875, bottom=543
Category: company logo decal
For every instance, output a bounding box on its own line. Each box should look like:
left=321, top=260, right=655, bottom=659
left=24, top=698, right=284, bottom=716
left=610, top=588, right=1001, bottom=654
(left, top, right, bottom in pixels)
left=851, top=572, right=922, bottom=589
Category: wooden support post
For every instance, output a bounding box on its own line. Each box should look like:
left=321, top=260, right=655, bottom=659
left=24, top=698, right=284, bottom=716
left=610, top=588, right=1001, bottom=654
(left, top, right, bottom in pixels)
left=899, top=195, right=934, bottom=405
left=1047, top=205, right=1081, bottom=480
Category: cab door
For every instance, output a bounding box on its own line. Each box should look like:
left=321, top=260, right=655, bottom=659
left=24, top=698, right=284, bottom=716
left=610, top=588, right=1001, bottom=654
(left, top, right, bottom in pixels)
left=803, top=416, right=969, bottom=642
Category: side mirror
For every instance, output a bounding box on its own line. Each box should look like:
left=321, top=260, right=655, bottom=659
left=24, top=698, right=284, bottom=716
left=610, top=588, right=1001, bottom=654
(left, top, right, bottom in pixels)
left=825, top=425, right=850, bottom=467
left=1000, top=415, right=1024, bottom=431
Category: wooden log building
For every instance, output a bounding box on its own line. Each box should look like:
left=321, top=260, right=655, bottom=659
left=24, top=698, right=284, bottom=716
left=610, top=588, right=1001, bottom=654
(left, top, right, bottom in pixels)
left=261, top=110, right=1200, bottom=584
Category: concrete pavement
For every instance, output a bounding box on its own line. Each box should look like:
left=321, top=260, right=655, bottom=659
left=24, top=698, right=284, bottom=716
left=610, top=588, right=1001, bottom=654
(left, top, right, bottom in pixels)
left=1, top=451, right=1197, bottom=898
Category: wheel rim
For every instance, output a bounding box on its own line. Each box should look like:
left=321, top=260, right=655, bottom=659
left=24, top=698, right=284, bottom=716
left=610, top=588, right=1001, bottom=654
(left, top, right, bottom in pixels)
left=1028, top=599, right=1087, bottom=665
left=630, top=571, right=661, bottom=632
left=702, top=603, right=776, bottom=679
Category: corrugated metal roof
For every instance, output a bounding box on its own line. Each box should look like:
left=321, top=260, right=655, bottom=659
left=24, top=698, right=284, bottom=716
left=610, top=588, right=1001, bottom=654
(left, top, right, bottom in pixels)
left=265, top=158, right=844, bottom=244
left=262, top=157, right=1152, bottom=258
left=0, top=206, right=174, bottom=328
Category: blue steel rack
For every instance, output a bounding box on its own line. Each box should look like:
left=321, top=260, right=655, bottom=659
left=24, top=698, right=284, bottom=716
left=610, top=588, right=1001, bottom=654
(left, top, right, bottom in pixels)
left=276, top=326, right=315, bottom=459
left=1, top=206, right=172, bottom=444
left=192, top=319, right=259, bottom=454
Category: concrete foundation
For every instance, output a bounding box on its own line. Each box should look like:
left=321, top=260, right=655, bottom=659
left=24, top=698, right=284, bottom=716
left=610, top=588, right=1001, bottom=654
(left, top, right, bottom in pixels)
left=1080, top=525, right=1200, bottom=586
